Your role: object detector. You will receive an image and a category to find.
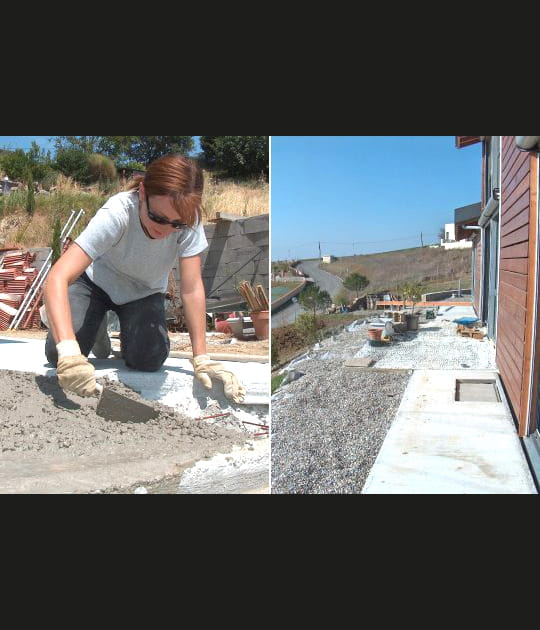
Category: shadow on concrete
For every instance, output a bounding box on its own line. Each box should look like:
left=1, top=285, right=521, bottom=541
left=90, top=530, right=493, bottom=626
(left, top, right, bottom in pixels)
left=0, top=338, right=26, bottom=344
left=34, top=374, right=82, bottom=411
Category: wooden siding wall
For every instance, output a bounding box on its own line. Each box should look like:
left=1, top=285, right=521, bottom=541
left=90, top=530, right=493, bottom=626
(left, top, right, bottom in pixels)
left=497, top=136, right=533, bottom=432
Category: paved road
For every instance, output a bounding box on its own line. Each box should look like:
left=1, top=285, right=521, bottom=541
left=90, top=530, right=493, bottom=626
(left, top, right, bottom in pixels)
left=272, top=261, right=343, bottom=328
left=298, top=260, right=343, bottom=299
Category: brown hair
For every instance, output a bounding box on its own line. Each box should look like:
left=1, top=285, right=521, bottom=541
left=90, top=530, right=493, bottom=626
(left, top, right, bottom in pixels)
left=126, top=154, right=203, bottom=227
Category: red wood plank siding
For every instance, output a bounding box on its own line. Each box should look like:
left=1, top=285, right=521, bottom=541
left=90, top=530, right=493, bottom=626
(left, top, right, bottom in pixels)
left=496, top=136, right=535, bottom=436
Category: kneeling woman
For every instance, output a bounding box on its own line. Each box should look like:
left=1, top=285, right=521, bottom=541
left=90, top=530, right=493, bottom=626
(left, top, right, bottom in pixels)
left=43, top=154, right=245, bottom=403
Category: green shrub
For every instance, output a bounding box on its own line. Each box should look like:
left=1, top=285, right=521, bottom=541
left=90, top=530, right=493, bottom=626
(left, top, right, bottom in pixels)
left=295, top=313, right=320, bottom=344
left=40, top=169, right=61, bottom=191
left=54, top=148, right=91, bottom=184
left=51, top=216, right=62, bottom=264
left=271, top=342, right=279, bottom=367
left=335, top=288, right=350, bottom=306
left=87, top=153, right=117, bottom=182
left=0, top=149, right=29, bottom=181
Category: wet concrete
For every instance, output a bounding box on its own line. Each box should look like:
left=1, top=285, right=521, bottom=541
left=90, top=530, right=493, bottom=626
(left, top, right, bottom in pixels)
left=0, top=336, right=269, bottom=493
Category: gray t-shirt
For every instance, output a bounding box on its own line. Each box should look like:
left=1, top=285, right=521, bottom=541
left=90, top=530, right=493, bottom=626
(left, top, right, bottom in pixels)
left=75, top=191, right=208, bottom=305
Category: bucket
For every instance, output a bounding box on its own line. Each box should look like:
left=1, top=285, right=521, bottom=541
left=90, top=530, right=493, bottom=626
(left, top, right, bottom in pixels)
left=367, top=326, right=385, bottom=346
left=250, top=310, right=269, bottom=340
left=405, top=313, right=419, bottom=330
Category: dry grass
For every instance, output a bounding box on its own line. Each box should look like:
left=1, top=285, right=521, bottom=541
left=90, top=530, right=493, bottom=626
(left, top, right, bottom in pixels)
left=324, top=247, right=472, bottom=294
left=0, top=170, right=268, bottom=249
left=200, top=171, right=268, bottom=222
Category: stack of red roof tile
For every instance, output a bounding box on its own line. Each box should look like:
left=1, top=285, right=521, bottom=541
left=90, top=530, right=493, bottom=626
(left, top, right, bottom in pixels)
left=0, top=249, right=43, bottom=330
left=0, top=293, right=22, bottom=309
left=0, top=302, right=17, bottom=329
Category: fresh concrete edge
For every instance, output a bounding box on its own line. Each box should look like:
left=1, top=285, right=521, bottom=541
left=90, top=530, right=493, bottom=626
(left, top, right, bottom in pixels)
left=168, top=351, right=268, bottom=363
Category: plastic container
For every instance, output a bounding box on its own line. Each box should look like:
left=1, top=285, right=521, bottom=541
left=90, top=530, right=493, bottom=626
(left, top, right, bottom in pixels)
left=250, top=310, right=269, bottom=340
left=226, top=317, right=244, bottom=337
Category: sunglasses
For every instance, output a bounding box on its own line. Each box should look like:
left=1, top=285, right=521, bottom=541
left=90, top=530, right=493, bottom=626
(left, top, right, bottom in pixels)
left=145, top=194, right=187, bottom=230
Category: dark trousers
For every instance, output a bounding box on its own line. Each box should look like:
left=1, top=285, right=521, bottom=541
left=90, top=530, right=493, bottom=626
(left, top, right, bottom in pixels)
left=45, top=273, right=170, bottom=371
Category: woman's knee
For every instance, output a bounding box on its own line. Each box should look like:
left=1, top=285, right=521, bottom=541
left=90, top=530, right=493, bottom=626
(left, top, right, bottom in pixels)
left=123, top=339, right=169, bottom=372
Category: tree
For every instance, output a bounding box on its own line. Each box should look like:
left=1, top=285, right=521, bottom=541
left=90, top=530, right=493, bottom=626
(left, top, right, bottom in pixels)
left=298, top=284, right=331, bottom=317
left=52, top=136, right=102, bottom=154
left=400, top=282, right=424, bottom=315
left=53, top=136, right=194, bottom=167
left=438, top=226, right=446, bottom=241
left=200, top=136, right=269, bottom=179
left=51, top=216, right=62, bottom=264
left=343, top=273, right=369, bottom=297
left=26, top=169, right=35, bottom=215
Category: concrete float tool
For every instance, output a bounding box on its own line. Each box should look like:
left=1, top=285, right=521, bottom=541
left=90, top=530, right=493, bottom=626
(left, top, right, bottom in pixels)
left=94, top=383, right=159, bottom=423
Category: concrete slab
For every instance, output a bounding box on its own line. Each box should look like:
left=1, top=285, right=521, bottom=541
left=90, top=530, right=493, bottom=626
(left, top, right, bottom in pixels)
left=0, top=335, right=269, bottom=493
left=362, top=369, right=537, bottom=494
left=344, top=358, right=374, bottom=368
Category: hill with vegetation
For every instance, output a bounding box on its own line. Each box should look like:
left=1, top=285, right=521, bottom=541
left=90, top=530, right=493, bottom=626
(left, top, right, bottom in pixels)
left=322, top=246, right=472, bottom=298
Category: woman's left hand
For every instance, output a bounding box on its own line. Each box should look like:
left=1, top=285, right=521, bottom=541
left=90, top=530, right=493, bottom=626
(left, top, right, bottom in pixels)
left=191, top=354, right=246, bottom=403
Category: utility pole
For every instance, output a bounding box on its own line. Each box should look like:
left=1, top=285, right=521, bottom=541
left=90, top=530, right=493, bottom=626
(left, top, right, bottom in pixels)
left=318, top=241, right=322, bottom=260
left=420, top=232, right=424, bottom=247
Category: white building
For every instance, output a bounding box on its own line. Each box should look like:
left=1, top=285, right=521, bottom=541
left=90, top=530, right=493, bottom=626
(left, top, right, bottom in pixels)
left=440, top=223, right=472, bottom=250
left=322, top=255, right=336, bottom=263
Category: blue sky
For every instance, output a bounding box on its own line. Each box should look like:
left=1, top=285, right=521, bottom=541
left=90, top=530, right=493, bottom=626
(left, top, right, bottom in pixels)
left=271, top=136, right=482, bottom=260
left=0, top=136, right=56, bottom=152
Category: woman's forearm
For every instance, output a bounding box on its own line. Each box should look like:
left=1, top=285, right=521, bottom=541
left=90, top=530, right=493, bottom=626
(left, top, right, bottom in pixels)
left=181, top=282, right=207, bottom=357
left=43, top=274, right=76, bottom=344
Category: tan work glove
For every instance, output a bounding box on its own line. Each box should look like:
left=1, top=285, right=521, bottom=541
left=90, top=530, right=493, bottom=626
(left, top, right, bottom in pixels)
left=56, top=340, right=98, bottom=398
left=191, top=354, right=246, bottom=403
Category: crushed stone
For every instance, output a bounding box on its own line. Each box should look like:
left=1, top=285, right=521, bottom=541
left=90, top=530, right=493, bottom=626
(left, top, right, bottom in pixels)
left=271, top=358, right=410, bottom=493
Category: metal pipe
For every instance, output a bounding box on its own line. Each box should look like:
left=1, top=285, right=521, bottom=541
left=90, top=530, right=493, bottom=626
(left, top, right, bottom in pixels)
left=9, top=209, right=84, bottom=329
left=8, top=210, right=76, bottom=329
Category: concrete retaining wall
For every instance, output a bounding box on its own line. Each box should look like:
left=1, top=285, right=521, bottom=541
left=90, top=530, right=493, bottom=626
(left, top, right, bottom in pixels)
left=271, top=277, right=307, bottom=312
left=171, top=214, right=269, bottom=302
left=423, top=289, right=471, bottom=301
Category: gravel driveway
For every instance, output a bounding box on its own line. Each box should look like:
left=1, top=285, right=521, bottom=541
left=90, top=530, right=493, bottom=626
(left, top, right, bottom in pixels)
left=271, top=324, right=411, bottom=493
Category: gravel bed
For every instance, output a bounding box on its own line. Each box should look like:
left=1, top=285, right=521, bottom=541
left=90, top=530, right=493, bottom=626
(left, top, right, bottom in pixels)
left=271, top=359, right=410, bottom=493
left=271, top=313, right=494, bottom=493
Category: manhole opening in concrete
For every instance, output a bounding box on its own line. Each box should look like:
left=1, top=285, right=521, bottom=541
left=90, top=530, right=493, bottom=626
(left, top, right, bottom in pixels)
left=455, top=379, right=501, bottom=402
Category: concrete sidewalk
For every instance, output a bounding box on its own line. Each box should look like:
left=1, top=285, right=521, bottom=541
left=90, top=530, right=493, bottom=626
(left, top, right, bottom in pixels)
left=362, top=369, right=537, bottom=494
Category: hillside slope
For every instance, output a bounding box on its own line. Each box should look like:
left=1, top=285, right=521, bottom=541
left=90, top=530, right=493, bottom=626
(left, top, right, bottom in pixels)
left=322, top=246, right=472, bottom=295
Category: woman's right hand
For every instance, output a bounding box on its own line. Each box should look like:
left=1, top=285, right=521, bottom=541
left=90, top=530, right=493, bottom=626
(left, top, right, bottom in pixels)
left=56, top=340, right=99, bottom=397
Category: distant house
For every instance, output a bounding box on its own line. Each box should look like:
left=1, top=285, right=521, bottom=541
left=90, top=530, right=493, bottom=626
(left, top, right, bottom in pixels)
left=322, top=255, right=336, bottom=263
left=441, top=208, right=478, bottom=250
left=117, top=166, right=146, bottom=180
left=456, top=136, right=540, bottom=442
